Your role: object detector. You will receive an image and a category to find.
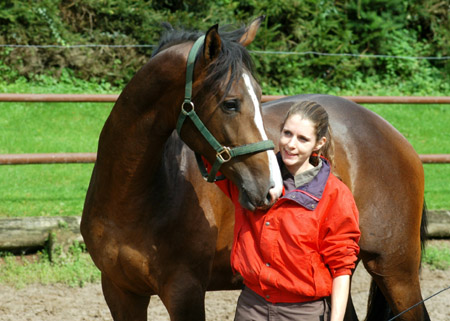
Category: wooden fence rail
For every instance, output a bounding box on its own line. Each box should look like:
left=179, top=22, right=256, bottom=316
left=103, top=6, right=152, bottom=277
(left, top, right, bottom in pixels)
left=0, top=152, right=449, bottom=165
left=1, top=93, right=450, bottom=104
left=1, top=94, right=449, bottom=164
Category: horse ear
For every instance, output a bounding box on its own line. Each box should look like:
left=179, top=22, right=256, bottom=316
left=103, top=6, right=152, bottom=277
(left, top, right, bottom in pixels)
left=239, top=16, right=265, bottom=47
left=203, top=24, right=222, bottom=63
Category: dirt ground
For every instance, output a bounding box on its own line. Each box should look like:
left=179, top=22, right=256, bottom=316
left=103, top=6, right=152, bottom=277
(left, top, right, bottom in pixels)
left=1, top=242, right=449, bottom=320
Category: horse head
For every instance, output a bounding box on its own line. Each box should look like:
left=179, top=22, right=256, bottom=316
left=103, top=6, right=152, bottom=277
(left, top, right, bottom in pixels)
left=175, top=17, right=283, bottom=211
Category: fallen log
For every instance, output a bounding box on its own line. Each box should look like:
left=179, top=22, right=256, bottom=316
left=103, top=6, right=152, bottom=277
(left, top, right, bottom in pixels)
left=0, top=212, right=448, bottom=252
left=0, top=216, right=82, bottom=253
left=427, top=210, right=450, bottom=238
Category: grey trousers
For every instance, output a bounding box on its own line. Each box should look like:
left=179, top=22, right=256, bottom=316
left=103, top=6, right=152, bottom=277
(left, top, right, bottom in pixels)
left=234, top=287, right=331, bottom=321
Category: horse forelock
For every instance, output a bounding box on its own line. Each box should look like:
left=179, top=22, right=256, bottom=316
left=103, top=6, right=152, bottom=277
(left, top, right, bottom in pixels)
left=204, top=38, right=255, bottom=103
left=152, top=23, right=255, bottom=103
left=204, top=24, right=255, bottom=102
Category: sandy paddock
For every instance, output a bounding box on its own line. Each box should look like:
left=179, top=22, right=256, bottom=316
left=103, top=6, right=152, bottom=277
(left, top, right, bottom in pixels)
left=0, top=245, right=449, bottom=320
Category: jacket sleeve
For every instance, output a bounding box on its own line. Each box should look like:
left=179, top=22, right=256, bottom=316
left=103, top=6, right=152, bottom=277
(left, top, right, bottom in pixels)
left=319, top=179, right=361, bottom=278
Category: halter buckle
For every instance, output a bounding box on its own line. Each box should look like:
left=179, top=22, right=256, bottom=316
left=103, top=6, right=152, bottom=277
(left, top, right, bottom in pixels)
left=216, top=147, right=232, bottom=163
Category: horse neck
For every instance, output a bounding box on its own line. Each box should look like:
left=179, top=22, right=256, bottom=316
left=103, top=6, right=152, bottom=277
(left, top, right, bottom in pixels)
left=95, top=48, right=187, bottom=192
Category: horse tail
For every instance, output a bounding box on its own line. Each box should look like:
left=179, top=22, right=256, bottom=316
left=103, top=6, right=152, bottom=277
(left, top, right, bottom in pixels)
left=365, top=200, right=429, bottom=321
left=420, top=200, right=429, bottom=257
left=419, top=201, right=432, bottom=320
left=365, top=278, right=391, bottom=321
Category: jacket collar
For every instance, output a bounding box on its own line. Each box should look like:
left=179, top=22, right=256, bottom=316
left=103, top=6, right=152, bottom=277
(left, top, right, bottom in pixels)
left=278, top=154, right=331, bottom=211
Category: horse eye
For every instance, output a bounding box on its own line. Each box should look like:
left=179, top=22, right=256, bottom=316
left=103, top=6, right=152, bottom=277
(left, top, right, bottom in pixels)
left=222, top=99, right=240, bottom=112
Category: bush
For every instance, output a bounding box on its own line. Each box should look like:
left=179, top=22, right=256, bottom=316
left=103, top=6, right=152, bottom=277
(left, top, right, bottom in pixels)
left=0, top=0, right=448, bottom=89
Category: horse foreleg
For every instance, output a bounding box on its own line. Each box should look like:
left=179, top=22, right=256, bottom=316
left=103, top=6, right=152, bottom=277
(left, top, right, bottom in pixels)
left=159, top=268, right=208, bottom=321
left=101, top=273, right=151, bottom=321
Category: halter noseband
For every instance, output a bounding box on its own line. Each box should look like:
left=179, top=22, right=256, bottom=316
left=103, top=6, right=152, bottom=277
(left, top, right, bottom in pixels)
left=176, top=36, right=275, bottom=183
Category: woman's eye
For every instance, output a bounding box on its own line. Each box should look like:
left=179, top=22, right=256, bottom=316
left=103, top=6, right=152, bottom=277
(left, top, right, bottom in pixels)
left=222, top=100, right=240, bottom=112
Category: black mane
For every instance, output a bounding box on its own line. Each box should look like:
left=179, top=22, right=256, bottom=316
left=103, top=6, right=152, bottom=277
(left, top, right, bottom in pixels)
left=152, top=23, right=256, bottom=101
left=152, top=23, right=204, bottom=55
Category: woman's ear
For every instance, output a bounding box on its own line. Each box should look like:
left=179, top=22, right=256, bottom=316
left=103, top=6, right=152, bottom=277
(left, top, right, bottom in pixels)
left=314, top=136, right=327, bottom=152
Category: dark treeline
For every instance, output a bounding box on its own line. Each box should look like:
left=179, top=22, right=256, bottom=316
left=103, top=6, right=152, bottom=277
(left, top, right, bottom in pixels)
left=0, top=0, right=448, bottom=89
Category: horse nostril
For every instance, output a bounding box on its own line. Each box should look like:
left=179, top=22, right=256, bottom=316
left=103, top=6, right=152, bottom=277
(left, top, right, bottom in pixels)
left=266, top=186, right=279, bottom=206
left=266, top=193, right=272, bottom=204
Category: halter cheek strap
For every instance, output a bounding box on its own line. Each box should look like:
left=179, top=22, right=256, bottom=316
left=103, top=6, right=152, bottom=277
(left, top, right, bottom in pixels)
left=176, top=35, right=275, bottom=182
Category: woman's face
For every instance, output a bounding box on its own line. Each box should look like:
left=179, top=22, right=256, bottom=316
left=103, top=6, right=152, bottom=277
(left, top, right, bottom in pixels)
left=279, top=114, right=326, bottom=176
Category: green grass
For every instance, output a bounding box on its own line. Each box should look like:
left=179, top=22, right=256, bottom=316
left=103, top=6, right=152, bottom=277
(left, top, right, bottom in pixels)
left=0, top=241, right=447, bottom=289
left=364, top=104, right=450, bottom=154
left=0, top=74, right=449, bottom=287
left=1, top=164, right=94, bottom=217
left=0, top=243, right=101, bottom=288
left=422, top=242, right=450, bottom=270
left=0, top=75, right=449, bottom=217
left=0, top=102, right=112, bottom=217
left=363, top=104, right=450, bottom=210
left=0, top=73, right=115, bottom=217
left=0, top=102, right=112, bottom=154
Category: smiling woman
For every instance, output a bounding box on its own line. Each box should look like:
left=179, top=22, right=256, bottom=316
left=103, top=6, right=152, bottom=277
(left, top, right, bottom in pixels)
left=280, top=117, right=324, bottom=176
left=212, top=100, right=360, bottom=321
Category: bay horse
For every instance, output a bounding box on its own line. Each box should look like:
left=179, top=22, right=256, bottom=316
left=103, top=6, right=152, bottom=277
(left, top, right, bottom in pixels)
left=82, top=20, right=430, bottom=321
left=81, top=17, right=283, bottom=320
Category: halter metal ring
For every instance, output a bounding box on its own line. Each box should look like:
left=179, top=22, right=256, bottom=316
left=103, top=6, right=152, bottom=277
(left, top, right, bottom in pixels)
left=216, top=147, right=232, bottom=163
left=181, top=101, right=195, bottom=115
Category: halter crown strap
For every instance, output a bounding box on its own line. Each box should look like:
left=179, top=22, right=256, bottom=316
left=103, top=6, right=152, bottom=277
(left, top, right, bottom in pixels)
left=184, top=35, right=204, bottom=104
left=176, top=35, right=275, bottom=182
left=176, top=35, right=205, bottom=136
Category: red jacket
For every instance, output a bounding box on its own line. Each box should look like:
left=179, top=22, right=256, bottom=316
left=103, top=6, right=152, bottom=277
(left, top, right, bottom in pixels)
left=216, top=159, right=360, bottom=303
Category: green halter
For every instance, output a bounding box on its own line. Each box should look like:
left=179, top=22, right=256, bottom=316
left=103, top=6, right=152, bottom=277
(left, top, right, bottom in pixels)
left=176, top=36, right=275, bottom=182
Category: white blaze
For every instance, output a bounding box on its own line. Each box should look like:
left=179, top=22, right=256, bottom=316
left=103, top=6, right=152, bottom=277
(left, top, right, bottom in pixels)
left=242, top=72, right=283, bottom=199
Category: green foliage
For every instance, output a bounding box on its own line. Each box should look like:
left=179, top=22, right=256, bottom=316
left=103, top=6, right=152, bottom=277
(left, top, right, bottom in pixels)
left=0, top=0, right=448, bottom=88
left=244, top=0, right=449, bottom=87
